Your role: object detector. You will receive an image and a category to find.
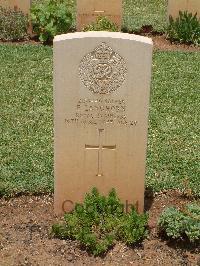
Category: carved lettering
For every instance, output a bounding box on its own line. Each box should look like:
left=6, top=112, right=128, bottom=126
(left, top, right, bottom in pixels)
left=65, top=98, right=138, bottom=127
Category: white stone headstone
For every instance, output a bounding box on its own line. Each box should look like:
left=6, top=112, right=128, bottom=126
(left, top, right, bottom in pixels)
left=54, top=32, right=153, bottom=215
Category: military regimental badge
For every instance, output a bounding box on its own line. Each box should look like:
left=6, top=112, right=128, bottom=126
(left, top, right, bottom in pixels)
left=79, top=42, right=127, bottom=94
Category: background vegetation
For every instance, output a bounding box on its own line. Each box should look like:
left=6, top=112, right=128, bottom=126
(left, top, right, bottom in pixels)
left=32, top=0, right=167, bottom=32
left=31, top=0, right=73, bottom=42
left=0, top=7, right=28, bottom=41
left=167, top=11, right=200, bottom=46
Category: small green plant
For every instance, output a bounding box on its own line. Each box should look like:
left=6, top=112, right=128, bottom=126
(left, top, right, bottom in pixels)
left=0, top=7, right=28, bottom=41
left=158, top=203, right=200, bottom=242
left=52, top=188, right=148, bottom=256
left=167, top=11, right=200, bottom=46
left=83, top=16, right=118, bottom=32
left=31, top=0, right=73, bottom=43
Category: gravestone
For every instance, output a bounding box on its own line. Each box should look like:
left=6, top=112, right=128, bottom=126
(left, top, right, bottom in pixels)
left=0, top=0, right=31, bottom=14
left=76, top=0, right=122, bottom=31
left=54, top=32, right=153, bottom=215
left=168, top=0, right=200, bottom=19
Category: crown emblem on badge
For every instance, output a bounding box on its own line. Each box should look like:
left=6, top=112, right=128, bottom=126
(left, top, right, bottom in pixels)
left=93, top=43, right=113, bottom=62
left=79, top=42, right=127, bottom=95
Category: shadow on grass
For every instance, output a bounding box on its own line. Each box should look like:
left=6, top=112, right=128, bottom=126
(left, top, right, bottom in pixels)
left=144, top=186, right=154, bottom=212
left=158, top=231, right=200, bottom=253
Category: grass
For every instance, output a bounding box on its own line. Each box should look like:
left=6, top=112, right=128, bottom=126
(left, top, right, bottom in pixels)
left=0, top=45, right=199, bottom=197
left=0, top=45, right=53, bottom=196
left=32, top=0, right=167, bottom=32
left=123, top=0, right=167, bottom=32
left=148, top=51, right=200, bottom=196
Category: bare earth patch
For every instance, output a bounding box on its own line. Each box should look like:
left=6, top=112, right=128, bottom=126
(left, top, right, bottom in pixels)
left=1, top=34, right=200, bottom=52
left=0, top=191, right=199, bottom=266
left=151, top=35, right=200, bottom=52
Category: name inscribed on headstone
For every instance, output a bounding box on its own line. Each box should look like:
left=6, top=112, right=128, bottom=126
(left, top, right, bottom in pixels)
left=65, top=98, right=138, bottom=127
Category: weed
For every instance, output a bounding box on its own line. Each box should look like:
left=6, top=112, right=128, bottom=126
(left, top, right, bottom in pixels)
left=167, top=11, right=200, bottom=46
left=52, top=188, right=148, bottom=256
left=158, top=203, right=200, bottom=242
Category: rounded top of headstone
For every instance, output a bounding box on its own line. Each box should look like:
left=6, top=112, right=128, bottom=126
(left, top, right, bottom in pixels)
left=53, top=32, right=153, bottom=46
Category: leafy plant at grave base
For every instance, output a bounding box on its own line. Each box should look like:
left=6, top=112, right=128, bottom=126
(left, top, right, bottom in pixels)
left=30, top=0, right=73, bottom=43
left=0, top=7, right=29, bottom=41
left=167, top=11, right=200, bottom=46
left=158, top=203, right=200, bottom=242
left=83, top=16, right=118, bottom=32
left=52, top=188, right=148, bottom=256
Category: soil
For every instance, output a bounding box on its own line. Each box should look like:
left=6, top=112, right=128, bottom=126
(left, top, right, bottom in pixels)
left=0, top=190, right=199, bottom=266
left=1, top=34, right=200, bottom=52
left=151, top=35, right=200, bottom=52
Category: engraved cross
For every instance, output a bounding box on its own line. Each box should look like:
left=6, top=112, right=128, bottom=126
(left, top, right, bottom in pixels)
left=85, top=129, right=116, bottom=177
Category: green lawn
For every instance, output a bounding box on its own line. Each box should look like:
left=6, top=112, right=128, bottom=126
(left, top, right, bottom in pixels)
left=123, top=0, right=167, bottom=32
left=0, top=45, right=53, bottom=196
left=0, top=45, right=199, bottom=197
